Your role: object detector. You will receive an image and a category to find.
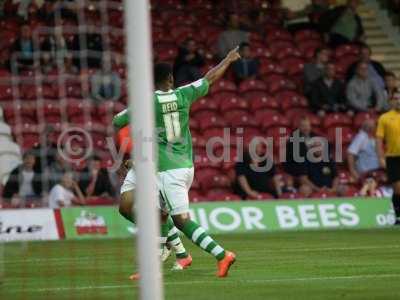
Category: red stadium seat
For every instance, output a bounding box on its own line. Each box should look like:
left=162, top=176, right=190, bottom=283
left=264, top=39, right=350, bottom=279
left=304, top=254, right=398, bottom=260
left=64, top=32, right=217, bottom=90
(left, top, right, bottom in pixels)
left=247, top=192, right=275, bottom=201
left=335, top=44, right=360, bottom=59
left=266, top=28, right=292, bottom=42
left=280, top=57, right=305, bottom=76
left=219, top=95, right=248, bottom=112
left=209, top=79, right=237, bottom=94
left=294, top=29, right=321, bottom=43
left=353, top=112, right=377, bottom=129
left=239, top=79, right=268, bottom=93
left=277, top=90, right=308, bottom=110
left=270, top=40, right=294, bottom=57
left=202, top=127, right=232, bottom=144
left=225, top=112, right=260, bottom=128
left=311, top=190, right=336, bottom=199
left=189, top=190, right=207, bottom=203
left=156, top=46, right=178, bottom=62
left=190, top=97, right=219, bottom=114
left=206, top=191, right=241, bottom=202
left=247, top=93, right=279, bottom=112
left=323, top=113, right=353, bottom=128
left=291, top=112, right=320, bottom=127
left=259, top=112, right=290, bottom=129
left=195, top=112, right=226, bottom=131
left=253, top=46, right=274, bottom=59
left=275, top=46, right=303, bottom=61
left=0, top=84, right=13, bottom=101
left=259, top=58, right=285, bottom=76
left=298, top=40, right=323, bottom=59
left=201, top=173, right=231, bottom=190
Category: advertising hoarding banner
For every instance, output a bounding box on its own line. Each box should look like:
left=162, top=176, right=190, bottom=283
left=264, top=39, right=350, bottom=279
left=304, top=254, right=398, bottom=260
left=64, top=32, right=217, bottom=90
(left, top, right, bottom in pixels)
left=0, top=209, right=59, bottom=242
left=59, top=198, right=395, bottom=238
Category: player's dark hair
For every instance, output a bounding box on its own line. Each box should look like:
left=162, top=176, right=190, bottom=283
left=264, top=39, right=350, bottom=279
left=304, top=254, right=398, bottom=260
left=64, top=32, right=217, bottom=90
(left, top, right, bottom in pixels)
left=154, top=63, right=172, bottom=86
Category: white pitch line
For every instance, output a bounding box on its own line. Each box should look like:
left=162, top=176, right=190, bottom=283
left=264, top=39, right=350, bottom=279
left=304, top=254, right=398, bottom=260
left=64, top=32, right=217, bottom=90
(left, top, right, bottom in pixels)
left=4, top=274, right=400, bottom=294
left=3, top=244, right=400, bottom=264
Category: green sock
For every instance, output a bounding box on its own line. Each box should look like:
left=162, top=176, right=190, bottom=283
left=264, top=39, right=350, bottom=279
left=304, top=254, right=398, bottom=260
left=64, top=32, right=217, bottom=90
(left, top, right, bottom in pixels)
left=181, top=220, right=225, bottom=261
left=166, top=217, right=188, bottom=259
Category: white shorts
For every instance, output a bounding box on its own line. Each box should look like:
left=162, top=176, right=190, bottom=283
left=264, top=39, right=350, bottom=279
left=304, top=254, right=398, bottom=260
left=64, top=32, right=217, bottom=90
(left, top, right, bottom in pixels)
left=120, top=167, right=194, bottom=215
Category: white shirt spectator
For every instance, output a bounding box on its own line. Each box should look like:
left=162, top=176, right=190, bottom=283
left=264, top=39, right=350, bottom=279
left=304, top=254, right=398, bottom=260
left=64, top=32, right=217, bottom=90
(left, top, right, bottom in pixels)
left=348, top=130, right=380, bottom=174
left=48, top=184, right=75, bottom=208
left=19, top=169, right=35, bottom=197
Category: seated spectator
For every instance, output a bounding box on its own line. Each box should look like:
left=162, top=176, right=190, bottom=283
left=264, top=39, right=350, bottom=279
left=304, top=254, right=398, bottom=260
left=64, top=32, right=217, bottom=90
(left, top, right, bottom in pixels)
left=44, top=151, right=73, bottom=191
left=346, top=62, right=384, bottom=112
left=41, top=29, right=71, bottom=69
left=48, top=172, right=85, bottom=208
left=286, top=0, right=330, bottom=32
left=217, top=13, right=249, bottom=59
left=382, top=72, right=399, bottom=112
left=10, top=24, right=36, bottom=71
left=275, top=173, right=297, bottom=195
left=347, top=119, right=380, bottom=181
left=321, top=0, right=364, bottom=47
left=234, top=142, right=281, bottom=199
left=2, top=151, right=43, bottom=203
left=300, top=138, right=339, bottom=192
left=359, top=177, right=393, bottom=198
left=310, top=62, right=346, bottom=115
left=90, top=64, right=122, bottom=102
left=173, top=38, right=205, bottom=86
left=64, top=54, right=79, bottom=75
left=298, top=184, right=313, bottom=198
left=284, top=116, right=317, bottom=177
left=232, top=42, right=259, bottom=82
left=303, top=47, right=330, bottom=96
left=79, top=155, right=115, bottom=197
left=346, top=45, right=386, bottom=89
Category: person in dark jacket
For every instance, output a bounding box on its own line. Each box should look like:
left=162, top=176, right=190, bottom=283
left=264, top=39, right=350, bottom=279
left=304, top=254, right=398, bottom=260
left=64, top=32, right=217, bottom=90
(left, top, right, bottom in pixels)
left=10, top=24, right=37, bottom=71
left=2, top=151, right=43, bottom=202
left=321, top=0, right=364, bottom=47
left=79, top=155, right=115, bottom=197
left=310, top=62, right=346, bottom=115
left=346, top=44, right=386, bottom=89
left=174, top=38, right=205, bottom=86
left=232, top=42, right=259, bottom=82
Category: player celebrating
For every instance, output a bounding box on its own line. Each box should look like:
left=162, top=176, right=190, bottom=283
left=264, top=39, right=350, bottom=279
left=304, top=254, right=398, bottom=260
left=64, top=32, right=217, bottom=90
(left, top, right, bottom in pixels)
left=113, top=47, right=241, bottom=277
left=376, top=92, right=400, bottom=225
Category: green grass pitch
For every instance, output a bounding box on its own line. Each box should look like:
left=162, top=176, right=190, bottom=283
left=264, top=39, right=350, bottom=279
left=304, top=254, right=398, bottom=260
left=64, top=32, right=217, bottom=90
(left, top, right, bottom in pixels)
left=1, top=229, right=400, bottom=300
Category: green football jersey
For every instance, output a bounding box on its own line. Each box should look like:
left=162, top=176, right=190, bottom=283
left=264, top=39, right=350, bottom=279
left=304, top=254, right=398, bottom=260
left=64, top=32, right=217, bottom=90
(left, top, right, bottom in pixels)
left=113, top=78, right=210, bottom=172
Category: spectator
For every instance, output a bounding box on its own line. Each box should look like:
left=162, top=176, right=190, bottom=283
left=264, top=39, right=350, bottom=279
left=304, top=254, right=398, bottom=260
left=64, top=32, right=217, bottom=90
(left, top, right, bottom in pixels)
left=90, top=65, right=122, bottom=102
left=11, top=24, right=36, bottom=71
left=346, top=62, right=384, bottom=112
left=310, top=62, right=346, bottom=115
left=303, top=47, right=330, bottom=96
left=359, top=177, right=393, bottom=198
left=347, top=45, right=386, bottom=89
left=286, top=0, right=331, bottom=32
left=85, top=28, right=103, bottom=68
left=48, top=172, right=85, bottom=209
left=234, top=142, right=281, bottom=199
left=79, top=156, right=115, bottom=197
left=41, top=29, right=71, bottom=69
left=347, top=119, right=380, bottom=181
left=301, top=138, right=339, bottom=192
left=2, top=151, right=43, bottom=203
left=232, top=42, right=259, bottom=82
left=44, top=151, right=73, bottom=191
left=173, top=38, right=205, bottom=86
left=284, top=116, right=317, bottom=177
left=63, top=53, right=79, bottom=75
left=321, top=0, right=364, bottom=47
left=382, top=72, right=399, bottom=112
left=217, top=13, right=249, bottom=59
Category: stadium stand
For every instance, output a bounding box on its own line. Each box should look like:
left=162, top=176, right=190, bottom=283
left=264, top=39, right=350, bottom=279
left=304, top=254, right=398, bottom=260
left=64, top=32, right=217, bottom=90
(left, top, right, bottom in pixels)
left=0, top=0, right=396, bottom=207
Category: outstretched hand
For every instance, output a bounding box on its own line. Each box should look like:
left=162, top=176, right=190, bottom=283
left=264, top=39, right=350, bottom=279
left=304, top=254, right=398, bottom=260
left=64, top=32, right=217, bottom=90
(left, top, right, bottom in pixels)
left=226, top=46, right=241, bottom=63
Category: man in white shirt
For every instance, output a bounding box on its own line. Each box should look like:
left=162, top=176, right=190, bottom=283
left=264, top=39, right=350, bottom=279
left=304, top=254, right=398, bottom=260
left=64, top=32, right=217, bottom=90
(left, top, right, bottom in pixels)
left=48, top=172, right=85, bottom=208
left=348, top=119, right=380, bottom=181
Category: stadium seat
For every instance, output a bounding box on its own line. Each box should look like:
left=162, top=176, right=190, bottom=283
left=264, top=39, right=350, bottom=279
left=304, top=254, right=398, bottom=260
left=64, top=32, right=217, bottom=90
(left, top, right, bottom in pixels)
left=327, top=126, right=354, bottom=145
left=0, top=84, right=13, bottom=101
left=298, top=40, right=323, bottom=59
left=195, top=112, right=226, bottom=131
left=206, top=190, right=241, bottom=202
left=247, top=192, right=275, bottom=201
left=275, top=46, right=303, bottom=61
left=189, top=190, right=207, bottom=203
left=323, top=113, right=353, bottom=128
left=280, top=57, right=305, bottom=76
left=247, top=93, right=279, bottom=112
left=266, top=28, right=292, bottom=42
left=190, top=97, right=219, bottom=115
left=219, top=95, right=248, bottom=112
left=291, top=112, right=320, bottom=127
left=270, top=40, right=294, bottom=57
left=225, top=112, right=259, bottom=128
left=253, top=46, right=274, bottom=59
left=277, top=90, right=308, bottom=110
left=311, top=190, right=336, bottom=199
left=239, top=79, right=267, bottom=94
left=260, top=112, right=291, bottom=129
left=259, top=59, right=285, bottom=76
left=294, top=29, right=321, bottom=43
left=209, top=79, right=237, bottom=94
left=353, top=112, right=377, bottom=129
left=335, top=44, right=360, bottom=59
left=201, top=173, right=231, bottom=190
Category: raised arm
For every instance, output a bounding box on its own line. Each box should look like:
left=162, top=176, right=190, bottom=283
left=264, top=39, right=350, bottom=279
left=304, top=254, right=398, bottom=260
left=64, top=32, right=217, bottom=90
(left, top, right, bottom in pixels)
left=204, top=46, right=241, bottom=85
